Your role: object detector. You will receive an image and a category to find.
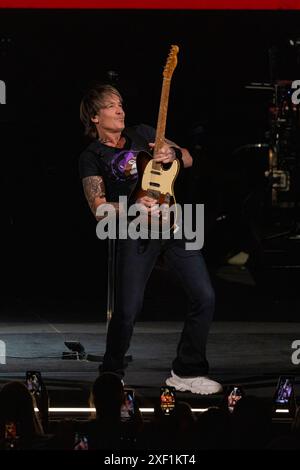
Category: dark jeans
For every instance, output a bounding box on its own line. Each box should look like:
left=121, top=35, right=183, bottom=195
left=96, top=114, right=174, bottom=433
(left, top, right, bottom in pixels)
left=102, top=238, right=215, bottom=378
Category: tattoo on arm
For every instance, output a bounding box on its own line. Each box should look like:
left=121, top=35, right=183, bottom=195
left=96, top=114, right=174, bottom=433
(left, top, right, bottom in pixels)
left=82, top=176, right=125, bottom=219
left=82, top=176, right=106, bottom=215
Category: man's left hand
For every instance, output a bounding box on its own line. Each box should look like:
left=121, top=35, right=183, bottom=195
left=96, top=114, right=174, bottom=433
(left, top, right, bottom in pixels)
left=149, top=143, right=177, bottom=164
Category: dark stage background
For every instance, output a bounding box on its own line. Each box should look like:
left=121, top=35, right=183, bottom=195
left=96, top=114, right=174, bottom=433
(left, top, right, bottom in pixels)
left=1, top=9, right=300, bottom=320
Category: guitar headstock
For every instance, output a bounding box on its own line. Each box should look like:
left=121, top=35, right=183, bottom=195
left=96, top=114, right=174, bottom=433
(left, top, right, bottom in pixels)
left=163, top=45, right=179, bottom=80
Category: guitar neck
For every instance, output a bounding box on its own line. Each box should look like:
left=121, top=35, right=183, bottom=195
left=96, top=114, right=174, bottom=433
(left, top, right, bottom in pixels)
left=154, top=77, right=172, bottom=155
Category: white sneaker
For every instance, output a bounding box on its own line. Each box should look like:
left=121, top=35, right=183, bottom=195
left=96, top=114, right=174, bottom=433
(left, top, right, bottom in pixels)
left=166, top=370, right=223, bottom=395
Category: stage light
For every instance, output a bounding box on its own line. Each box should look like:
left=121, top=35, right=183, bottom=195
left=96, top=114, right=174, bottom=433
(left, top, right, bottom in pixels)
left=34, top=407, right=209, bottom=414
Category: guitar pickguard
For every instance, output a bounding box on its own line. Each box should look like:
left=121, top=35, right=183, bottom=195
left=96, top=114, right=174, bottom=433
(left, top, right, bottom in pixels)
left=141, top=159, right=179, bottom=197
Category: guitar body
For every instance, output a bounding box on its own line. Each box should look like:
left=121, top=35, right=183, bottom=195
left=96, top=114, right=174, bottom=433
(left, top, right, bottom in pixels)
left=130, top=150, right=181, bottom=233
left=132, top=150, right=180, bottom=203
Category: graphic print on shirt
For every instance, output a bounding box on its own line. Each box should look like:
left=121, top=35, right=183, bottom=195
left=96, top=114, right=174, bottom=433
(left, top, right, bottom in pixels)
left=110, top=150, right=138, bottom=182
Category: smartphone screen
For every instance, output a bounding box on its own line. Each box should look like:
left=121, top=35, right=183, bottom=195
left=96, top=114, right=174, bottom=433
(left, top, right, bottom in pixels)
left=25, top=371, right=42, bottom=397
left=5, top=422, right=17, bottom=440
left=160, top=386, right=176, bottom=415
left=227, top=386, right=244, bottom=412
left=120, top=389, right=135, bottom=420
left=274, top=376, right=294, bottom=405
left=74, top=433, right=89, bottom=450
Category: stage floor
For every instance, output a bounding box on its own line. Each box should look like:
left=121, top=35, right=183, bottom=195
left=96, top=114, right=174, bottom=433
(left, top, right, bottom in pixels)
left=0, top=311, right=300, bottom=413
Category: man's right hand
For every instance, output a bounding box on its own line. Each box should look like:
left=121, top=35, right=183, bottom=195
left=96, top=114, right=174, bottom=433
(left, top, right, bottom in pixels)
left=136, top=196, right=160, bottom=216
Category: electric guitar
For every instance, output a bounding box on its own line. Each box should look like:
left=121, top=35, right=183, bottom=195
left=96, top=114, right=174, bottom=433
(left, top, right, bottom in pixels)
left=130, top=45, right=181, bottom=234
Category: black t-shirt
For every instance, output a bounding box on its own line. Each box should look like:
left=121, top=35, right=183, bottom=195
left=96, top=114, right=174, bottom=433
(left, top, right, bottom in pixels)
left=78, top=124, right=156, bottom=202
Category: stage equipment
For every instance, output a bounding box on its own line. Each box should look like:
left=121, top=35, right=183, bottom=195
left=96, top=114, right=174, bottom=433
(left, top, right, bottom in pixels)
left=85, top=239, right=132, bottom=363
left=244, top=79, right=300, bottom=227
